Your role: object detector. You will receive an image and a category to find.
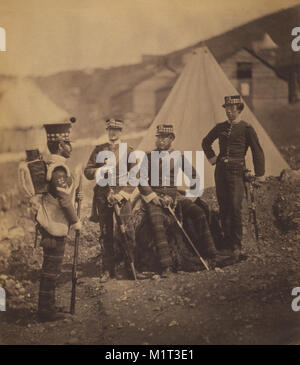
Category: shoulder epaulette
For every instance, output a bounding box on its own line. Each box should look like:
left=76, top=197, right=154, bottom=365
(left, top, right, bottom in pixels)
left=95, top=142, right=110, bottom=151
left=242, top=121, right=252, bottom=128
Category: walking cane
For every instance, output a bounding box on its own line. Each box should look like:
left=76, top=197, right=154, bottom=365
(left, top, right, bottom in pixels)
left=165, top=204, right=210, bottom=271
left=244, top=169, right=259, bottom=243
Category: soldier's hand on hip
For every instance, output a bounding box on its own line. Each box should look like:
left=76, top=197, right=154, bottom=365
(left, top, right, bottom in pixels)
left=208, top=156, right=217, bottom=165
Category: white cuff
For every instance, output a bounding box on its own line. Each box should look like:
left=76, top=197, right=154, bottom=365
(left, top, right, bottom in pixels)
left=141, top=192, right=157, bottom=203
left=119, top=190, right=131, bottom=201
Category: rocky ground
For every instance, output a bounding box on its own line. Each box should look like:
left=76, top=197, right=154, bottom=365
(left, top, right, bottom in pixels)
left=0, top=169, right=300, bottom=345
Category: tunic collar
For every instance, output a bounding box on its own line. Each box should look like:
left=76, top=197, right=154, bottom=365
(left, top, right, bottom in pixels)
left=106, top=137, right=122, bottom=146
left=50, top=154, right=67, bottom=164
left=155, top=147, right=174, bottom=153
left=227, top=116, right=241, bottom=125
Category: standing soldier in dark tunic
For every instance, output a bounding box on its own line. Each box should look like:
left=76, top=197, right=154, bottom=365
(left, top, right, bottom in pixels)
left=202, top=95, right=265, bottom=259
left=139, top=124, right=229, bottom=277
left=84, top=118, right=135, bottom=282
left=36, top=121, right=82, bottom=322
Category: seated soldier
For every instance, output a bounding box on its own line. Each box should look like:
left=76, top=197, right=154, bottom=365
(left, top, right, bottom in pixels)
left=138, top=124, right=229, bottom=277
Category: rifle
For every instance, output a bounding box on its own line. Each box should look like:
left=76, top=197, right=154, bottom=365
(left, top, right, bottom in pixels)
left=164, top=204, right=210, bottom=271
left=70, top=173, right=83, bottom=315
left=111, top=197, right=137, bottom=281
left=34, top=223, right=39, bottom=248
left=244, top=170, right=259, bottom=242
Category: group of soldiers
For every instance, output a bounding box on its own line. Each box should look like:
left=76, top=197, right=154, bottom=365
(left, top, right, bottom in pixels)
left=35, top=95, right=265, bottom=322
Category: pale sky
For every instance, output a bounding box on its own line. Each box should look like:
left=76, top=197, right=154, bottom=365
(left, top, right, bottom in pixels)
left=0, top=0, right=299, bottom=76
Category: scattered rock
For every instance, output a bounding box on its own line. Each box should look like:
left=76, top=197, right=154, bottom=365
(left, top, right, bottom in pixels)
left=215, top=268, right=224, bottom=273
left=152, top=275, right=160, bottom=281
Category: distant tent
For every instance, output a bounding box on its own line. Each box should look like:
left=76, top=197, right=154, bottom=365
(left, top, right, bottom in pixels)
left=138, top=46, right=288, bottom=189
left=0, top=78, right=68, bottom=153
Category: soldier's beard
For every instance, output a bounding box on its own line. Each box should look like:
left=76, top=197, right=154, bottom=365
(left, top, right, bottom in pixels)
left=156, top=141, right=172, bottom=151
left=109, top=136, right=120, bottom=143
left=60, top=142, right=72, bottom=159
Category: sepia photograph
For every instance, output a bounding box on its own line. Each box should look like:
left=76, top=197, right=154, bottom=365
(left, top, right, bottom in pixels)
left=0, top=0, right=300, bottom=349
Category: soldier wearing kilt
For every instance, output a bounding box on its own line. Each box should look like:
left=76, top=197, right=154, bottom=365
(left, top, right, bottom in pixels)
left=84, top=118, right=135, bottom=282
left=139, top=124, right=229, bottom=277
left=36, top=121, right=82, bottom=322
left=202, top=95, right=265, bottom=259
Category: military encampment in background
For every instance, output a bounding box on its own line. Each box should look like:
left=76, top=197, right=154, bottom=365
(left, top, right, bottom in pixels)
left=0, top=2, right=300, bottom=345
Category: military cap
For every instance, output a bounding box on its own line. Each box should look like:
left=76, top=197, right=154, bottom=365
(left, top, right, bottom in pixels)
left=155, top=124, right=175, bottom=138
left=105, top=118, right=124, bottom=130
left=222, top=95, right=244, bottom=108
left=44, top=121, right=73, bottom=143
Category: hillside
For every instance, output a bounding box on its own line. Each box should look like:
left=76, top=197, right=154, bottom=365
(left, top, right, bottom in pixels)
left=34, top=63, right=160, bottom=139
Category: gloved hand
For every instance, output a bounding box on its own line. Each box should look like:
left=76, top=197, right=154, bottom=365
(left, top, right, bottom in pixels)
left=151, top=197, right=162, bottom=207
left=160, top=195, right=173, bottom=208
left=71, top=220, right=82, bottom=231
left=76, top=191, right=84, bottom=202
left=114, top=193, right=124, bottom=203
left=107, top=192, right=124, bottom=206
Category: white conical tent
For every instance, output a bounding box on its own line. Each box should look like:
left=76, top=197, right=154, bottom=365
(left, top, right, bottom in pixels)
left=0, top=78, right=68, bottom=130
left=138, top=46, right=288, bottom=189
left=0, top=78, right=68, bottom=153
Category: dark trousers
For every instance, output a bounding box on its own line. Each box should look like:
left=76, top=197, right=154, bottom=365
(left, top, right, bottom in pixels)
left=95, top=194, right=115, bottom=274
left=215, top=162, right=244, bottom=248
left=38, top=235, right=66, bottom=315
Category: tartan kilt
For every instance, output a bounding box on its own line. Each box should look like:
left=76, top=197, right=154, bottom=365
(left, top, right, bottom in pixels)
left=38, top=232, right=66, bottom=314
left=132, top=197, right=208, bottom=272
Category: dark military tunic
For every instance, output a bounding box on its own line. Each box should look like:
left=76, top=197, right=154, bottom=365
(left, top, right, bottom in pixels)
left=84, top=141, right=135, bottom=275
left=202, top=119, right=265, bottom=249
left=37, top=155, right=79, bottom=316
